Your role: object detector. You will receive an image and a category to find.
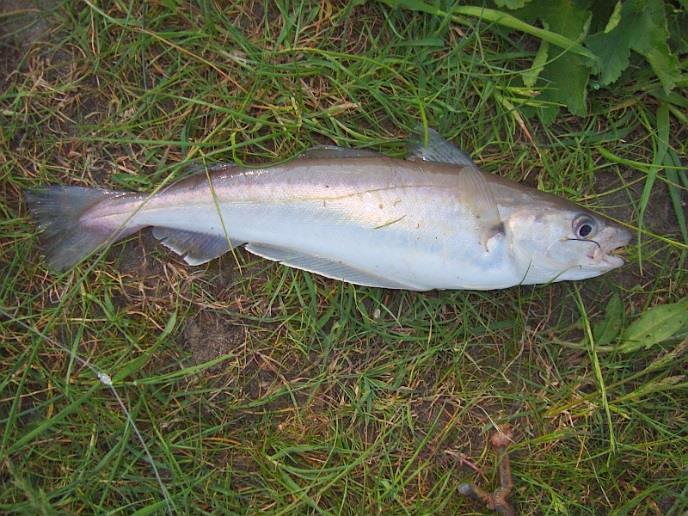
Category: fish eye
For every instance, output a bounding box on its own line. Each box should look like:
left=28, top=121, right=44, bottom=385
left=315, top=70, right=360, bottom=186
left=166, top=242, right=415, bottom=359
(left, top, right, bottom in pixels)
left=573, top=215, right=597, bottom=239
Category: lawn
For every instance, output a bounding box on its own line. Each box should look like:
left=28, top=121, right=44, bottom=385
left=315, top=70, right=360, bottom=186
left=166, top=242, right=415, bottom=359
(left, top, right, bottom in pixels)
left=1, top=1, right=687, bottom=514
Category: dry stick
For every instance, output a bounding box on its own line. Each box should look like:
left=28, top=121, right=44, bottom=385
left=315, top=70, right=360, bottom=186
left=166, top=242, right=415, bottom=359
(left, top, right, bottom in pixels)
left=458, top=427, right=516, bottom=515
left=0, top=306, right=175, bottom=515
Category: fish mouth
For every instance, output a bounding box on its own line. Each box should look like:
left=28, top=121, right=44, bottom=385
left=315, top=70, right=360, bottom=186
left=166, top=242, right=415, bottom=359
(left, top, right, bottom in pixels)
left=590, top=228, right=632, bottom=269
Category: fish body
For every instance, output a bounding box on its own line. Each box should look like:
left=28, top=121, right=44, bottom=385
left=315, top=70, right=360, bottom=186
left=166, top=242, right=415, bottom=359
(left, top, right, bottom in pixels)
left=26, top=130, right=631, bottom=290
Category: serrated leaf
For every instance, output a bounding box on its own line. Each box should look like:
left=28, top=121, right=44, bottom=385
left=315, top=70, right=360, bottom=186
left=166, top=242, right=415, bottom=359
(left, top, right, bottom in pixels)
left=593, top=293, right=624, bottom=346
left=618, top=301, right=688, bottom=353
left=539, top=53, right=589, bottom=116
left=585, top=34, right=629, bottom=89
left=512, top=0, right=592, bottom=118
left=586, top=0, right=680, bottom=92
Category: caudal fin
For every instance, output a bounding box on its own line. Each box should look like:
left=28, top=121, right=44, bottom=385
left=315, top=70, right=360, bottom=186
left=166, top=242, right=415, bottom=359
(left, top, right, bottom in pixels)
left=25, top=186, right=129, bottom=271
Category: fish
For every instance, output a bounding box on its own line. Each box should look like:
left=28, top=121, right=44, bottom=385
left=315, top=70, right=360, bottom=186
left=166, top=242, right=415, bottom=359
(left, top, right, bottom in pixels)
left=25, top=128, right=632, bottom=291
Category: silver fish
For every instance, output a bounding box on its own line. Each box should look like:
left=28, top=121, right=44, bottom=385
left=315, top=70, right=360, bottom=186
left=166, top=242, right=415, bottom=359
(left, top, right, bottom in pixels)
left=26, top=129, right=631, bottom=290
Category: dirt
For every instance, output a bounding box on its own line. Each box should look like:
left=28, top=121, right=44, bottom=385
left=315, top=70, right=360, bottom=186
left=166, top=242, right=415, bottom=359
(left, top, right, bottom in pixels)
left=180, top=309, right=246, bottom=372
left=595, top=166, right=686, bottom=297
left=115, top=231, right=164, bottom=277
left=595, top=166, right=684, bottom=236
left=0, top=1, right=57, bottom=154
left=0, top=1, right=58, bottom=55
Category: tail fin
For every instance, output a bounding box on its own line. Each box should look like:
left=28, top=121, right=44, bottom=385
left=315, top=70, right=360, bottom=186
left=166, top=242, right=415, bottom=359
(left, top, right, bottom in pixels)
left=25, top=186, right=129, bottom=272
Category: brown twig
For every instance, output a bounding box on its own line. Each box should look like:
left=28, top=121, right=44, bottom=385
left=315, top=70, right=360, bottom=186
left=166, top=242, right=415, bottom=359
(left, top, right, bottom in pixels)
left=458, top=426, right=516, bottom=515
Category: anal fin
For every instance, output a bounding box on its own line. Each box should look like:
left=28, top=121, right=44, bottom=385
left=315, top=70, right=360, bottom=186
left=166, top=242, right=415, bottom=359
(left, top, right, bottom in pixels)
left=152, top=227, right=242, bottom=265
left=245, top=243, right=425, bottom=290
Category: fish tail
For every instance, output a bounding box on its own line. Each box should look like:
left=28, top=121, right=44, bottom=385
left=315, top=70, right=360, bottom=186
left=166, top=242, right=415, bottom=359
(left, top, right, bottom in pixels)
left=25, top=186, right=133, bottom=271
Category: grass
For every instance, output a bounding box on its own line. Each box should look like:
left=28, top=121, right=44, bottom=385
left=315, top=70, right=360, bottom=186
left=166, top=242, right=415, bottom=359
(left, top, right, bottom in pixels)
left=1, top=1, right=687, bottom=513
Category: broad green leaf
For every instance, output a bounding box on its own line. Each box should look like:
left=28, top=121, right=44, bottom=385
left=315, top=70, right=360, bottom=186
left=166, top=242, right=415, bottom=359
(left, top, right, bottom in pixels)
left=618, top=301, right=688, bottom=353
left=586, top=0, right=680, bottom=92
left=593, top=293, right=624, bottom=346
left=513, top=0, right=593, bottom=118
left=538, top=52, right=589, bottom=117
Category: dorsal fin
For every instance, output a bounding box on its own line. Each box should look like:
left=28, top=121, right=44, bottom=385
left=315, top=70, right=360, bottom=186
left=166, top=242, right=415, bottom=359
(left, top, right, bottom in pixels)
left=406, top=127, right=476, bottom=167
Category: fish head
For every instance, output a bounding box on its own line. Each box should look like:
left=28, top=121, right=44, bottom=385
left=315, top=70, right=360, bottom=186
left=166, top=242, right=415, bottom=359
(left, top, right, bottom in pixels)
left=506, top=202, right=632, bottom=284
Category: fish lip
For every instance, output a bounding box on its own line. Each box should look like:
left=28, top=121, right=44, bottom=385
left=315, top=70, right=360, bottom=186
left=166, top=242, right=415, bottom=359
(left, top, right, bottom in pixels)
left=593, top=227, right=632, bottom=268
left=589, top=247, right=624, bottom=268
left=601, top=252, right=625, bottom=268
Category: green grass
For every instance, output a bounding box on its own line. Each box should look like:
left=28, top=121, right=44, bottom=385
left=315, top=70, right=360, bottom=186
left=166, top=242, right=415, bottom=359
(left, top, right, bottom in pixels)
left=1, top=1, right=687, bottom=514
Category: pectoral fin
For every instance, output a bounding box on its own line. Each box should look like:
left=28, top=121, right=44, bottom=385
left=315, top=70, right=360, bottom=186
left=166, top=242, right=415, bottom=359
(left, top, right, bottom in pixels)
left=456, top=166, right=505, bottom=251
left=407, top=127, right=502, bottom=250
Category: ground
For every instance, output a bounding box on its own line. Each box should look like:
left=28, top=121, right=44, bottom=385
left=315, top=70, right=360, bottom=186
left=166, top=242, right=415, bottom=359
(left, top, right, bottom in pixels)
left=1, top=1, right=687, bottom=514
